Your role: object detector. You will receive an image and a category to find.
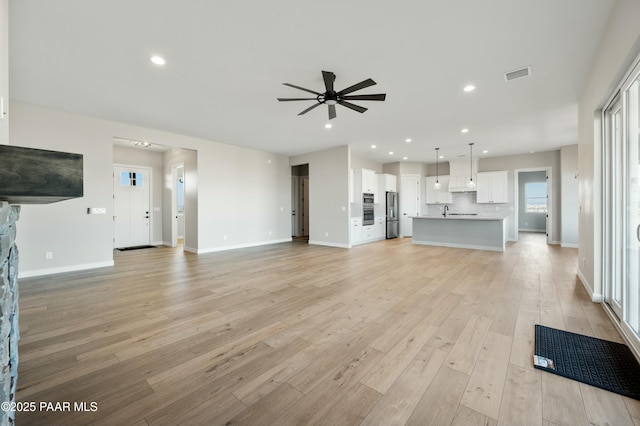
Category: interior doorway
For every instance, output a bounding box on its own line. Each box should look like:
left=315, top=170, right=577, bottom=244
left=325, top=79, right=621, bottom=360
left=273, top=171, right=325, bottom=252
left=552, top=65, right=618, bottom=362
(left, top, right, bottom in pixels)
left=514, top=168, right=551, bottom=243
left=171, top=163, right=185, bottom=249
left=400, top=174, right=420, bottom=237
left=113, top=165, right=151, bottom=248
left=291, top=164, right=309, bottom=241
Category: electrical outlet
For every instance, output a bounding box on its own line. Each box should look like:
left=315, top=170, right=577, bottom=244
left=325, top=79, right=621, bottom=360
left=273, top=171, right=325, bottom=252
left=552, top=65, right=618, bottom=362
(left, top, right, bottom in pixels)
left=325, top=232, right=329, bottom=237
left=45, top=251, right=53, bottom=260
left=223, top=235, right=227, bottom=241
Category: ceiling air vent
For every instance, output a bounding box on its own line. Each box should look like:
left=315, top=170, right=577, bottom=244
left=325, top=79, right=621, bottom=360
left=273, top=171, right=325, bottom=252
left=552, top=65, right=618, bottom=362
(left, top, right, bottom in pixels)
left=504, top=66, right=531, bottom=82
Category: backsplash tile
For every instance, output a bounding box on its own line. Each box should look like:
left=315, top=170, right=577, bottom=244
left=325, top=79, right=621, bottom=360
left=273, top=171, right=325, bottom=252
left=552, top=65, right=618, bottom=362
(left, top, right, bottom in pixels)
left=425, top=192, right=511, bottom=217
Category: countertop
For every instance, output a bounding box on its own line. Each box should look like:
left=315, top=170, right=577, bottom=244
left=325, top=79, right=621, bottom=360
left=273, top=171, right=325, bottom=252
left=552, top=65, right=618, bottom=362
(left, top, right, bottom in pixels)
left=411, top=215, right=507, bottom=221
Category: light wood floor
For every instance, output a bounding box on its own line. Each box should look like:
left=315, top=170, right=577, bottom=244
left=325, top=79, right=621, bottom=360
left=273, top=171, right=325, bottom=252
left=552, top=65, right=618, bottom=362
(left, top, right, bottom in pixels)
left=16, top=234, right=640, bottom=425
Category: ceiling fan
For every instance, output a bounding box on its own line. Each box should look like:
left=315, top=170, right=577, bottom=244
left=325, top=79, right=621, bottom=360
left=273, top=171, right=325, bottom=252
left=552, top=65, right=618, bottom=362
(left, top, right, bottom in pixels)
left=277, top=71, right=386, bottom=120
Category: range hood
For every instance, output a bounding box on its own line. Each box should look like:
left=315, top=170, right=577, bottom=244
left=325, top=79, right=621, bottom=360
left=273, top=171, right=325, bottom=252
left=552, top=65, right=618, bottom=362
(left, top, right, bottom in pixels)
left=447, top=159, right=478, bottom=192
left=0, top=145, right=83, bottom=204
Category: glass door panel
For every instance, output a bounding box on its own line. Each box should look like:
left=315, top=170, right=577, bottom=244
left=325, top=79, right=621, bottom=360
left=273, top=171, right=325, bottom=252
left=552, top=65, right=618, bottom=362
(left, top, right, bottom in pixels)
left=606, top=95, right=624, bottom=318
left=626, top=78, right=640, bottom=335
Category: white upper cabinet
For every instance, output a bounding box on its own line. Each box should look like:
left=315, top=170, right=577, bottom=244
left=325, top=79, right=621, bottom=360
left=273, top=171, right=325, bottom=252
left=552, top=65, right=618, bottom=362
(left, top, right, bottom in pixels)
left=476, top=170, right=509, bottom=203
left=378, top=173, right=397, bottom=193
left=425, top=176, right=452, bottom=204
left=353, top=169, right=379, bottom=201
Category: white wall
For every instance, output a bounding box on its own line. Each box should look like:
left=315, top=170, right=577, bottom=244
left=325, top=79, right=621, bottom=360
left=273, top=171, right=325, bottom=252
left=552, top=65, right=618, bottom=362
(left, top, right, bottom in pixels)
left=113, top=145, right=164, bottom=245
left=291, top=146, right=350, bottom=248
left=578, top=0, right=640, bottom=299
left=10, top=102, right=292, bottom=276
left=351, top=155, right=382, bottom=173
left=0, top=0, right=8, bottom=145
left=561, top=145, right=579, bottom=247
left=480, top=150, right=561, bottom=243
left=11, top=103, right=115, bottom=276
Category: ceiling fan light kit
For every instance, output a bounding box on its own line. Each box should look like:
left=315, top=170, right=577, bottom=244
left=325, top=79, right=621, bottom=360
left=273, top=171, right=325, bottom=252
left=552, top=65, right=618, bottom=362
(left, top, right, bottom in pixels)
left=278, top=70, right=386, bottom=120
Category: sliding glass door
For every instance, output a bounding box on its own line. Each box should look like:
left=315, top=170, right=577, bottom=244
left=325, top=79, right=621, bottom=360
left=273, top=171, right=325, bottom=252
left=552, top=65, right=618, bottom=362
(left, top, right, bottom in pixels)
left=603, top=59, right=640, bottom=346
left=604, top=95, right=623, bottom=319
left=626, top=77, right=640, bottom=335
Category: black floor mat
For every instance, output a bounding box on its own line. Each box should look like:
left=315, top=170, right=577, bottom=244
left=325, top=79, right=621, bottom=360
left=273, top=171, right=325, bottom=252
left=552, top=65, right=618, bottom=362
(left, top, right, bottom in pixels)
left=534, top=324, right=640, bottom=400
left=116, top=245, right=156, bottom=251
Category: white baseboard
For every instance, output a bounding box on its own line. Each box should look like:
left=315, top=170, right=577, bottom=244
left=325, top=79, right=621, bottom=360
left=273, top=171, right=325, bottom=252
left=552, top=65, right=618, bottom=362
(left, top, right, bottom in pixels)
left=19, top=261, right=115, bottom=278
left=577, top=268, right=602, bottom=302
left=308, top=240, right=349, bottom=249
left=196, top=238, right=292, bottom=254
left=561, top=242, right=579, bottom=248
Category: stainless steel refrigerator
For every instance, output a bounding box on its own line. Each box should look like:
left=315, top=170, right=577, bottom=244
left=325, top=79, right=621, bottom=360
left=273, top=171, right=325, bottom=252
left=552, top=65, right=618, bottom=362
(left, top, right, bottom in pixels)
left=386, top=191, right=399, bottom=239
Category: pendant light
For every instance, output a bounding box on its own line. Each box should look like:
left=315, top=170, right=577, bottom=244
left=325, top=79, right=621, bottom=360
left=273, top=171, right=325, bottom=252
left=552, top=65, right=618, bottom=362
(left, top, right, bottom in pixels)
left=466, top=142, right=476, bottom=188
left=434, top=148, right=441, bottom=190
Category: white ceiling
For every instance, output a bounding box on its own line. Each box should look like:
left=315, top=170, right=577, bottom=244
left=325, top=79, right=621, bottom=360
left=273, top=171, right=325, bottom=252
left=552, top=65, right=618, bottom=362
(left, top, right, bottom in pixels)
left=9, top=1, right=614, bottom=164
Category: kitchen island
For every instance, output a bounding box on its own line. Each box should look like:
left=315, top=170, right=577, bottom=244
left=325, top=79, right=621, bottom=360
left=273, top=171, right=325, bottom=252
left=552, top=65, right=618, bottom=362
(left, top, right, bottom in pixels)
left=411, top=215, right=507, bottom=252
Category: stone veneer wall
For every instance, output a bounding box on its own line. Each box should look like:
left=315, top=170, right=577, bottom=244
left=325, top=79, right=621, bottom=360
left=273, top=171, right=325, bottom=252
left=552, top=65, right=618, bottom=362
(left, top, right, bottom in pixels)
left=0, top=202, right=19, bottom=425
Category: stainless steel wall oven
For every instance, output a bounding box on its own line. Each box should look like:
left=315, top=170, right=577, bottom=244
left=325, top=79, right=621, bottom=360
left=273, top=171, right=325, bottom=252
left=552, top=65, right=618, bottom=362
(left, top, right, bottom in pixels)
left=363, top=193, right=374, bottom=225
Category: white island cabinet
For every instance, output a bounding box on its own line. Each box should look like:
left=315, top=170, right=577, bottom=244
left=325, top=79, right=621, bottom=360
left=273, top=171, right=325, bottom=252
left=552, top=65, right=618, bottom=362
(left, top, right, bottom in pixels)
left=411, top=215, right=507, bottom=252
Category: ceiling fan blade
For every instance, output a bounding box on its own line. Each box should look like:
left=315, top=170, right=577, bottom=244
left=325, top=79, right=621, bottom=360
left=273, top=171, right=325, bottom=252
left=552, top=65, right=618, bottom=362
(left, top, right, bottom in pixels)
left=342, top=94, right=386, bottom=101
left=337, top=78, right=376, bottom=95
left=297, top=102, right=322, bottom=116
left=338, top=100, right=368, bottom=114
left=282, top=83, right=321, bottom=96
left=277, top=98, right=317, bottom=101
left=328, top=104, right=337, bottom=120
left=322, top=71, right=335, bottom=93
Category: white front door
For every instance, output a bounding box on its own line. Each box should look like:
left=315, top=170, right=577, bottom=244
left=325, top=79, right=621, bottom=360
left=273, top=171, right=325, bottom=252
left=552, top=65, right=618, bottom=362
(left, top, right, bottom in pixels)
left=401, top=175, right=420, bottom=237
left=114, top=166, right=151, bottom=248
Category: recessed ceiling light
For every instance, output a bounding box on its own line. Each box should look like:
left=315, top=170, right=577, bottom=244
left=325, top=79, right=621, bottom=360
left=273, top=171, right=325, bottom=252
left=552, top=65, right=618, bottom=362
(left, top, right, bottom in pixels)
left=132, top=140, right=152, bottom=148
left=324, top=123, right=332, bottom=129
left=405, top=138, right=412, bottom=143
left=439, top=155, right=444, bottom=159
left=371, top=145, right=377, bottom=149
left=403, top=156, right=408, bottom=160
left=389, top=151, right=394, bottom=155
left=461, top=128, right=469, bottom=133
left=150, top=55, right=166, bottom=65
left=463, top=85, right=475, bottom=92
left=482, top=150, right=489, bottom=154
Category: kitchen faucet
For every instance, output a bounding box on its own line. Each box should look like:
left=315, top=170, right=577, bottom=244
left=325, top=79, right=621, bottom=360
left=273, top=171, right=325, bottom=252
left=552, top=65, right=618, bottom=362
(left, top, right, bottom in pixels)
left=443, top=205, right=449, bottom=217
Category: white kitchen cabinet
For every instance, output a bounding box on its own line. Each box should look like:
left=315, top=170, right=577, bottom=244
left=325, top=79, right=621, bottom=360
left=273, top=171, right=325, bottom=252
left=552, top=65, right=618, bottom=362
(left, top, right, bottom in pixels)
left=352, top=217, right=385, bottom=245
left=425, top=176, right=452, bottom=204
left=378, top=173, right=397, bottom=193
left=374, top=217, right=385, bottom=239
left=476, top=170, right=509, bottom=203
left=362, top=225, right=375, bottom=241
left=353, top=169, right=379, bottom=202
left=350, top=217, right=362, bottom=245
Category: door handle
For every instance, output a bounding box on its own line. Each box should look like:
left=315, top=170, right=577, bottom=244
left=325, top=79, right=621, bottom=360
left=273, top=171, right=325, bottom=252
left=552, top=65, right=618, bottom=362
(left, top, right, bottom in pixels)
left=637, top=224, right=640, bottom=242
